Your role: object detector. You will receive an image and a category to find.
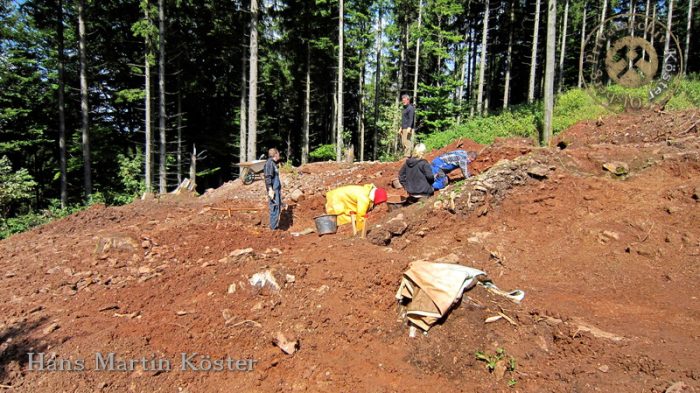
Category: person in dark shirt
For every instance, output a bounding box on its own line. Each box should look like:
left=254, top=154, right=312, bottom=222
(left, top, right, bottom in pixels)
left=264, top=148, right=282, bottom=230
left=399, top=143, right=434, bottom=200
left=398, top=94, right=415, bottom=157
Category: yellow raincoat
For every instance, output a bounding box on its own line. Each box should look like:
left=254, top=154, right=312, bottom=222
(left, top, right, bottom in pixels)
left=325, top=184, right=375, bottom=231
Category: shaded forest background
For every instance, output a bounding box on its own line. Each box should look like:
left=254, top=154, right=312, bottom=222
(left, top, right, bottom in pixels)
left=1, top=0, right=698, bottom=230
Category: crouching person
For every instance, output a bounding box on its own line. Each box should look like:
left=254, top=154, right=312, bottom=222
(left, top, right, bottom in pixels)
left=431, top=150, right=478, bottom=190
left=325, top=184, right=388, bottom=233
left=399, top=143, right=434, bottom=200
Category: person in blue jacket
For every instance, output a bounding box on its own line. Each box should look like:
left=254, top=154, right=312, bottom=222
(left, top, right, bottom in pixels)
left=431, top=150, right=478, bottom=190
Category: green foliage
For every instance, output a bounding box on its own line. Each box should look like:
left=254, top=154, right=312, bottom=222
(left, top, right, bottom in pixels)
left=475, top=348, right=517, bottom=386
left=552, top=89, right=609, bottom=134
left=113, top=149, right=145, bottom=205
left=667, top=78, right=700, bottom=110
left=422, top=89, right=615, bottom=150
left=114, top=88, right=145, bottom=104
left=0, top=156, right=37, bottom=217
left=422, top=107, right=538, bottom=149
left=309, top=144, right=337, bottom=161
left=0, top=199, right=85, bottom=240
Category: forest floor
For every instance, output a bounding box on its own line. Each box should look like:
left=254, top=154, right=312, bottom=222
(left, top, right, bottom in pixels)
left=1, top=109, right=699, bottom=392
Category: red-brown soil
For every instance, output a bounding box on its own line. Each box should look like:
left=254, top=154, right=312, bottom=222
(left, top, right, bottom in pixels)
left=1, top=109, right=698, bottom=392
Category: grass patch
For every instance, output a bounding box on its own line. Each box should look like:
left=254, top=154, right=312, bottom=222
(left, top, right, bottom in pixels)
left=422, top=80, right=700, bottom=151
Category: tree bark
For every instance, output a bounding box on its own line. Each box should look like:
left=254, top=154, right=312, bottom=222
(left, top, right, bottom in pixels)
left=78, top=0, right=91, bottom=198
left=302, top=43, right=311, bottom=164
left=596, top=0, right=608, bottom=42
left=57, top=0, right=67, bottom=207
left=158, top=0, right=166, bottom=194
left=247, top=0, right=258, bottom=160
left=359, top=61, right=365, bottom=161
left=642, top=0, right=650, bottom=59
left=176, top=72, right=182, bottom=185
left=476, top=0, right=489, bottom=115
left=336, top=0, right=344, bottom=162
left=503, top=0, right=514, bottom=109
left=457, top=35, right=468, bottom=121
left=240, top=46, right=247, bottom=166
left=528, top=0, right=541, bottom=104
left=372, top=6, right=382, bottom=161
left=543, top=0, right=557, bottom=146
left=144, top=2, right=152, bottom=194
left=578, top=4, right=586, bottom=87
left=558, top=0, right=569, bottom=92
left=391, top=24, right=406, bottom=154
left=412, top=1, right=422, bottom=144
left=685, top=0, right=693, bottom=74
left=469, top=25, right=477, bottom=116
left=663, top=0, right=673, bottom=71
left=651, top=4, right=657, bottom=47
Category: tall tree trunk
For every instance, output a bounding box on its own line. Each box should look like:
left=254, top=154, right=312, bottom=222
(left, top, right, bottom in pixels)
left=330, top=80, right=336, bottom=145
left=240, top=46, right=247, bottom=166
left=476, top=0, right=489, bottom=115
left=302, top=43, right=311, bottom=165
left=158, top=0, right=166, bottom=194
left=596, top=0, right=608, bottom=42
left=457, top=35, right=468, bottom=122
left=558, top=0, right=569, bottom=92
left=144, top=2, right=152, bottom=194
left=57, top=0, right=67, bottom=207
left=503, top=0, right=514, bottom=109
left=643, top=0, right=650, bottom=59
left=469, top=26, right=477, bottom=116
left=359, top=61, right=365, bottom=161
left=412, top=1, right=422, bottom=145
left=372, top=7, right=382, bottom=160
left=436, top=16, right=443, bottom=75
left=176, top=72, right=182, bottom=185
left=336, top=0, right=344, bottom=162
left=685, top=0, right=693, bottom=74
left=663, top=0, right=673, bottom=71
left=392, top=24, right=406, bottom=154
left=578, top=4, right=586, bottom=87
left=651, top=4, right=657, bottom=47
left=528, top=0, right=541, bottom=104
left=543, top=0, right=557, bottom=146
left=247, top=0, right=258, bottom=160
left=78, top=0, right=91, bottom=198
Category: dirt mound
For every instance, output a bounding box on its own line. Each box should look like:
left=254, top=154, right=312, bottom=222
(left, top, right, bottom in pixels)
left=0, top=110, right=699, bottom=392
left=555, top=109, right=699, bottom=147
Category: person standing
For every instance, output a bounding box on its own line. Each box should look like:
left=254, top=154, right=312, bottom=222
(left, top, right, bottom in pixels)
left=264, top=148, right=282, bottom=230
left=398, top=94, right=415, bottom=157
left=399, top=143, right=434, bottom=199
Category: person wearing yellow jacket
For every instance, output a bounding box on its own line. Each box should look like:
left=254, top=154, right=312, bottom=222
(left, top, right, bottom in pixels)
left=325, top=184, right=388, bottom=232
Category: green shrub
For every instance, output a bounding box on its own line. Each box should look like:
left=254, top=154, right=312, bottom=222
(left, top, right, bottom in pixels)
left=309, top=144, right=336, bottom=161
left=0, top=199, right=85, bottom=239
left=0, top=155, right=37, bottom=218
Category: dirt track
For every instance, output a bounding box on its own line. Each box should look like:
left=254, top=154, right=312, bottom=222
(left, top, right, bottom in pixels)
left=1, top=110, right=699, bottom=392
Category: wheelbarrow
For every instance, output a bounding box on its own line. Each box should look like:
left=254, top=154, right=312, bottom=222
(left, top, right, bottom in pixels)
left=236, top=159, right=267, bottom=185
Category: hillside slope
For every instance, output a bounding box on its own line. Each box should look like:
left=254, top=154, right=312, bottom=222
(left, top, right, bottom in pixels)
left=0, top=109, right=698, bottom=392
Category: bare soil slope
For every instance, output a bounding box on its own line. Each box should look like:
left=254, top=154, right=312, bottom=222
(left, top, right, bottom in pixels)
left=1, top=110, right=698, bottom=392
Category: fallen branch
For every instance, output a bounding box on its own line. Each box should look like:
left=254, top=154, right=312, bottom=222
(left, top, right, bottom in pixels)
left=227, top=319, right=262, bottom=328
left=679, top=120, right=699, bottom=135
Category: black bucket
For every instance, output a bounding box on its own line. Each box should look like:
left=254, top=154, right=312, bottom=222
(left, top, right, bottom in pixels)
left=314, top=214, right=338, bottom=235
